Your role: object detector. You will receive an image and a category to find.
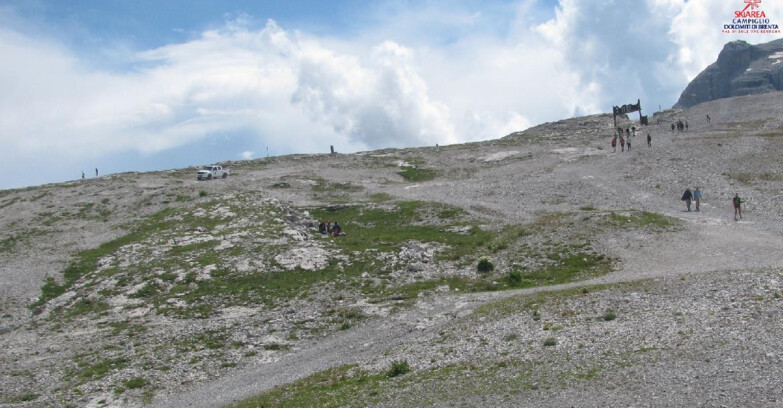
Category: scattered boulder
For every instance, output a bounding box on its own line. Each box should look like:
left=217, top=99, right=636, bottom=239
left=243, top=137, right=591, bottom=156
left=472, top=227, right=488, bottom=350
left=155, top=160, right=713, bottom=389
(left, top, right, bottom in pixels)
left=274, top=246, right=330, bottom=271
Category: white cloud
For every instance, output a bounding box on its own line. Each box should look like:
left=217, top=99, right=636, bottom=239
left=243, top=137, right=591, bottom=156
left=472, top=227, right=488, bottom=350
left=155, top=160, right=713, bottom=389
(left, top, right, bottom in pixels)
left=2, top=1, right=783, bottom=188
left=669, top=0, right=783, bottom=80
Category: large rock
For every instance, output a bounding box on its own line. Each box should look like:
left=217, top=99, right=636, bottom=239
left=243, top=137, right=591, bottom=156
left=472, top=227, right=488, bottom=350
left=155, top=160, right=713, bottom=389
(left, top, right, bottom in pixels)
left=674, top=39, right=783, bottom=109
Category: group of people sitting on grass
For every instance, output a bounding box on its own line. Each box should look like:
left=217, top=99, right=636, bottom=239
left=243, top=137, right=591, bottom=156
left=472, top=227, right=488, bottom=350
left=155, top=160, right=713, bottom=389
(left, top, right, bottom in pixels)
left=318, top=220, right=344, bottom=237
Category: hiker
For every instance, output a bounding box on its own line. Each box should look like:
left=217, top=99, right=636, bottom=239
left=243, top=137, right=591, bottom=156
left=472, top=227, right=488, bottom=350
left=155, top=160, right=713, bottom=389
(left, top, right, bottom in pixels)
left=625, top=128, right=630, bottom=138
left=647, top=133, right=652, bottom=147
left=611, top=136, right=617, bottom=152
left=619, top=135, right=625, bottom=152
left=706, top=114, right=711, bottom=123
left=681, top=188, right=693, bottom=212
left=685, top=121, right=689, bottom=130
left=733, top=193, right=743, bottom=220
left=95, top=168, right=98, bottom=177
left=693, top=187, right=702, bottom=211
left=81, top=171, right=85, bottom=180
left=330, top=221, right=343, bottom=237
left=326, top=221, right=333, bottom=234
left=627, top=137, right=631, bottom=150
left=671, top=123, right=675, bottom=132
left=318, top=221, right=327, bottom=235
left=631, top=126, right=636, bottom=137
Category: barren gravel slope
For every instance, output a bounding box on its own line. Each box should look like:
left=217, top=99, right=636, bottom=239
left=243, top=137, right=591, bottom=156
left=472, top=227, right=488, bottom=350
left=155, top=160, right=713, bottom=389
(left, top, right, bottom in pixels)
left=2, top=92, right=783, bottom=408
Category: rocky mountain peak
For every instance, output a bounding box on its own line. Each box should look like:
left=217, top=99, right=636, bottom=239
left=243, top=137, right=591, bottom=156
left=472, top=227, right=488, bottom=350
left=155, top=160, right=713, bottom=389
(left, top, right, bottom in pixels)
left=674, top=38, right=783, bottom=109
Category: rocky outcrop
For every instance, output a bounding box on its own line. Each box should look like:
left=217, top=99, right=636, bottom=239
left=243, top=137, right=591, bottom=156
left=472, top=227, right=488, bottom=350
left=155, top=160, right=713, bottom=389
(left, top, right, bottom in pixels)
left=674, top=38, right=783, bottom=109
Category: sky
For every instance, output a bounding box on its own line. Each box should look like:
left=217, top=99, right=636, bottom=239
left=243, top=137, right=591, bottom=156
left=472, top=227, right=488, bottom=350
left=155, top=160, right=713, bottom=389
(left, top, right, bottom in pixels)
left=1, top=0, right=782, bottom=189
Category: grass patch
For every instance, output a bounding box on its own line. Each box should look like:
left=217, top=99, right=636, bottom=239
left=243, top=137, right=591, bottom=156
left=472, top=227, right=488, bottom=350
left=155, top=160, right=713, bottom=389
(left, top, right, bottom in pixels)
left=223, top=360, right=542, bottom=408
left=124, top=377, right=146, bottom=389
left=368, top=193, right=393, bottom=202
left=309, top=201, right=488, bottom=261
left=398, top=167, right=438, bottom=182
left=605, top=211, right=681, bottom=229
left=71, top=356, right=130, bottom=384
left=312, top=178, right=364, bottom=192
left=0, top=196, right=21, bottom=210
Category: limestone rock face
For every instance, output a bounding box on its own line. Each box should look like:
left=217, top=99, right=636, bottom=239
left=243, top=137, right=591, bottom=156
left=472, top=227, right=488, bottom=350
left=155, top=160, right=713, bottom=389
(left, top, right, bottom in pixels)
left=674, top=38, right=783, bottom=109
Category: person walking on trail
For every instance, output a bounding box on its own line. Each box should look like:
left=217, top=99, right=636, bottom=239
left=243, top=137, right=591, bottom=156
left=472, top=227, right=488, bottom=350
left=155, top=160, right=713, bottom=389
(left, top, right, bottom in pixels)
left=81, top=171, right=85, bottom=180
left=620, top=135, right=625, bottom=152
left=647, top=133, right=652, bottom=147
left=95, top=168, right=99, bottom=177
left=681, top=188, right=693, bottom=212
left=693, top=187, right=702, bottom=212
left=611, top=136, right=617, bottom=152
left=733, top=193, right=744, bottom=220
left=627, top=137, right=631, bottom=150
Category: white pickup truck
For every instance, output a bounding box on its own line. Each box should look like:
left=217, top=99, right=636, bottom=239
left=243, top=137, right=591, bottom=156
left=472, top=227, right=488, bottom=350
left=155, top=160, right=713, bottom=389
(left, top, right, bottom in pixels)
left=196, top=165, right=229, bottom=180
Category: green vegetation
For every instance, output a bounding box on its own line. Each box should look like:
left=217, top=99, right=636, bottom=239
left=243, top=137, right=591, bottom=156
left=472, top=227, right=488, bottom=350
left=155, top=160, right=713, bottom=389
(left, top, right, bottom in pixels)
left=368, top=192, right=393, bottom=202
left=309, top=201, right=484, bottom=260
left=604, top=211, right=680, bottom=229
left=223, top=355, right=616, bottom=408
left=6, top=393, right=40, bottom=403
left=725, top=171, right=782, bottom=185
left=30, top=207, right=178, bottom=309
left=70, top=356, right=130, bottom=384
left=313, top=178, right=364, bottom=192
left=477, top=256, right=494, bottom=273
left=543, top=337, right=557, bottom=347
left=124, top=377, right=146, bottom=389
left=398, top=167, right=438, bottom=182
left=386, top=360, right=411, bottom=378
left=0, top=196, right=21, bottom=210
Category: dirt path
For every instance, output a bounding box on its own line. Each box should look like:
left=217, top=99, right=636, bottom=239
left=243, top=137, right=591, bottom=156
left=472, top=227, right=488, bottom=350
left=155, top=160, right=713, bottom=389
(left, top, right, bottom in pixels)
left=149, top=219, right=783, bottom=408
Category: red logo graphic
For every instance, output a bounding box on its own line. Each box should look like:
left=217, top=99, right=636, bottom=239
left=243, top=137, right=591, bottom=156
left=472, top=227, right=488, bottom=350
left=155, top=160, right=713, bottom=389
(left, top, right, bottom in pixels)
left=742, top=0, right=761, bottom=12
left=736, top=0, right=766, bottom=18
left=723, top=0, right=779, bottom=34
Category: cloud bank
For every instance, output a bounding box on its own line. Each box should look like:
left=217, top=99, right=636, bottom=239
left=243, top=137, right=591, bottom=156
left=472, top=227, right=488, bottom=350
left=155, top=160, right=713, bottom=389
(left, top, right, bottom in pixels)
left=1, top=0, right=782, bottom=188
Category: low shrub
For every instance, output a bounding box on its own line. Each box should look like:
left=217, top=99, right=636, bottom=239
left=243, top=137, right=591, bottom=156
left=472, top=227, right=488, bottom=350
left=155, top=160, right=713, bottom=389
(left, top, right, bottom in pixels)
left=386, top=360, right=411, bottom=378
left=506, top=270, right=522, bottom=286
left=477, top=256, right=494, bottom=273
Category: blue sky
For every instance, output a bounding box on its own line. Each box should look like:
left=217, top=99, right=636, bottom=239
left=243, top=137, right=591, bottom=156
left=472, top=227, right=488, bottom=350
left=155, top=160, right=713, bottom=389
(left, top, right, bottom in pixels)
left=1, top=0, right=782, bottom=189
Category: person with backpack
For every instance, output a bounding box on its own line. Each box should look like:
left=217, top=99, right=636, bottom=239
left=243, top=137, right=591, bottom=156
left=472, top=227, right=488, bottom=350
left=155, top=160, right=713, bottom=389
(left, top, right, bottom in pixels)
left=647, top=133, right=652, bottom=147
left=681, top=188, right=693, bottom=212
left=733, top=193, right=744, bottom=220
left=611, top=136, right=617, bottom=152
left=693, top=187, right=702, bottom=212
left=620, top=135, right=625, bottom=152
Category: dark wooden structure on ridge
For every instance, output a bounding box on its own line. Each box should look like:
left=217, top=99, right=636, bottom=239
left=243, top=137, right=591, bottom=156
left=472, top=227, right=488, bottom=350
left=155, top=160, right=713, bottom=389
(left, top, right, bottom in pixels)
left=612, top=99, right=647, bottom=128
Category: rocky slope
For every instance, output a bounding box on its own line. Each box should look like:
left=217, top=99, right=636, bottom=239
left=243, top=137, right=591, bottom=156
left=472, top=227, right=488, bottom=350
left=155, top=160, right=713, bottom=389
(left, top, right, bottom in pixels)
left=674, top=38, right=783, bottom=109
left=1, top=91, right=783, bottom=407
